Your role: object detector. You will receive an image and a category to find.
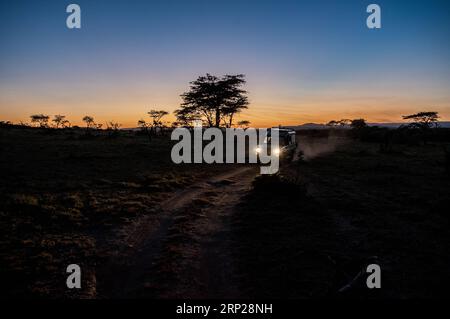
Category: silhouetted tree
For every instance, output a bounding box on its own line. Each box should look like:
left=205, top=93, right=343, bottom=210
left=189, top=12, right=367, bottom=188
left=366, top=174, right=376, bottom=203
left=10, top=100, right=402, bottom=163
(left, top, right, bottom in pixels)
left=327, top=120, right=339, bottom=127
left=237, top=120, right=251, bottom=128
left=402, top=111, right=439, bottom=129
left=137, top=119, right=149, bottom=129
left=106, top=121, right=121, bottom=137
left=52, top=115, right=70, bottom=128
left=148, top=110, right=169, bottom=135
left=30, top=114, right=50, bottom=127
left=327, top=119, right=351, bottom=127
left=0, top=121, right=12, bottom=126
left=339, top=119, right=351, bottom=127
left=176, top=74, right=249, bottom=128
left=351, top=118, right=367, bottom=130
left=220, top=76, right=249, bottom=127
left=106, top=121, right=121, bottom=130
left=173, top=107, right=201, bottom=127
left=82, top=116, right=95, bottom=129
left=138, top=119, right=152, bottom=141
left=402, top=112, right=440, bottom=145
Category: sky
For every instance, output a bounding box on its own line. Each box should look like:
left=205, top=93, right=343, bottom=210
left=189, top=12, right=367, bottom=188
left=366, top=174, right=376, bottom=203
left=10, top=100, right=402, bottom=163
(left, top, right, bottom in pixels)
left=1, top=0, right=450, bottom=127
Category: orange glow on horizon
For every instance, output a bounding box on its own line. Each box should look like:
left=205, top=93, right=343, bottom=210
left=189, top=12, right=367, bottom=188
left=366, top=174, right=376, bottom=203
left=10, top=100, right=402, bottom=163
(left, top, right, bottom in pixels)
left=2, top=82, right=449, bottom=128
left=3, top=102, right=450, bottom=129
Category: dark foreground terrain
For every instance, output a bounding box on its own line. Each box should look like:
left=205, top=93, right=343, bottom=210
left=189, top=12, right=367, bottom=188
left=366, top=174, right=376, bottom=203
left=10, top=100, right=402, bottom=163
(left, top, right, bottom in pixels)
left=235, top=133, right=450, bottom=298
left=1, top=126, right=449, bottom=298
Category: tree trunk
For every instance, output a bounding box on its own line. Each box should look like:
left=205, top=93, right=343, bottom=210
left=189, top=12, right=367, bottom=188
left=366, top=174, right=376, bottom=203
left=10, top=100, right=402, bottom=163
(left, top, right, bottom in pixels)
left=229, top=113, right=234, bottom=128
left=215, top=109, right=221, bottom=127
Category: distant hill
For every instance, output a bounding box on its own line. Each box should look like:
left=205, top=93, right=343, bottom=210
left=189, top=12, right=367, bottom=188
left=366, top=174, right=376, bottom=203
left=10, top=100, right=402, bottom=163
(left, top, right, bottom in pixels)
left=284, top=121, right=450, bottom=130
left=121, top=122, right=450, bottom=131
left=368, top=122, right=450, bottom=128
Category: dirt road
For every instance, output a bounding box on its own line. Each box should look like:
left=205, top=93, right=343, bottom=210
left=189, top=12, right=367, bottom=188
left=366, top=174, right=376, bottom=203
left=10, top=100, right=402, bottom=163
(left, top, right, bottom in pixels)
left=98, top=165, right=258, bottom=298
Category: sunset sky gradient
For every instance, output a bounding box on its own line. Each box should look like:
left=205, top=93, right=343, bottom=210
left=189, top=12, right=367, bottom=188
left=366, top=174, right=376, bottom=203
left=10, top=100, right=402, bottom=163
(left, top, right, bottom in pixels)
left=1, top=0, right=450, bottom=127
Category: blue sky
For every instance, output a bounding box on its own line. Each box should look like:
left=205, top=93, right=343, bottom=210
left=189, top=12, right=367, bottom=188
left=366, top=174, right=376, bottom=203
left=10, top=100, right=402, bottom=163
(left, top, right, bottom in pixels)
left=1, top=0, right=449, bottom=126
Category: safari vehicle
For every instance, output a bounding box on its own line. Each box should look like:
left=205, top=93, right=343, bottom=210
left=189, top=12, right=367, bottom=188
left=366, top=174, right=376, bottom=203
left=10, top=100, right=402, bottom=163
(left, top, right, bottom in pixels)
left=255, top=128, right=297, bottom=160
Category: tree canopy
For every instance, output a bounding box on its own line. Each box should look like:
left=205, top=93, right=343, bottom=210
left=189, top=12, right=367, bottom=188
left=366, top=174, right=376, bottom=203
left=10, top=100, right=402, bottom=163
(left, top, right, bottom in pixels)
left=52, top=115, right=69, bottom=128
left=402, top=111, right=439, bottom=129
left=350, top=118, right=367, bottom=130
left=175, top=74, right=249, bottom=127
left=148, top=110, right=169, bottom=127
left=82, top=116, right=95, bottom=129
left=30, top=114, right=50, bottom=127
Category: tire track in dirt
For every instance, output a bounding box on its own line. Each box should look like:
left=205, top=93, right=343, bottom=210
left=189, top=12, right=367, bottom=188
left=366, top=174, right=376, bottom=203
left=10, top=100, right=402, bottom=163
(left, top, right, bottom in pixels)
left=99, top=166, right=258, bottom=298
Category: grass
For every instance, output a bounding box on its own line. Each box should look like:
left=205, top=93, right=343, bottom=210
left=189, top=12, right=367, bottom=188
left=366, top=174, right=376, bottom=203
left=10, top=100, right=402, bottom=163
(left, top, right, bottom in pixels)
left=232, top=135, right=450, bottom=298
left=1, top=127, right=449, bottom=298
left=0, top=127, right=231, bottom=298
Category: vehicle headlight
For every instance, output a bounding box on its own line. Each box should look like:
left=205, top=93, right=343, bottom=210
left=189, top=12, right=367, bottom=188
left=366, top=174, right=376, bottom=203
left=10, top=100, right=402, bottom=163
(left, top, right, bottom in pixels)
left=273, top=148, right=281, bottom=156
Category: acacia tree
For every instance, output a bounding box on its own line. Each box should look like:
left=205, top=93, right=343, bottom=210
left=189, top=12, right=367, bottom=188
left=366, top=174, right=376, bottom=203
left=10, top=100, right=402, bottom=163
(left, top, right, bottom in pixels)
left=402, top=111, right=439, bottom=129
left=173, top=107, right=201, bottom=127
left=52, top=115, right=70, bottom=128
left=30, top=114, right=50, bottom=127
left=339, top=119, right=352, bottom=127
left=327, top=119, right=351, bottom=127
left=137, top=119, right=149, bottom=130
left=327, top=120, right=339, bottom=127
left=220, top=75, right=249, bottom=127
left=0, top=121, right=13, bottom=128
left=351, top=118, right=367, bottom=130
left=82, top=116, right=95, bottom=129
left=137, top=119, right=152, bottom=141
left=106, top=121, right=121, bottom=130
left=175, top=74, right=249, bottom=128
left=148, top=110, right=169, bottom=135
left=106, top=121, right=121, bottom=137
left=237, top=120, right=251, bottom=128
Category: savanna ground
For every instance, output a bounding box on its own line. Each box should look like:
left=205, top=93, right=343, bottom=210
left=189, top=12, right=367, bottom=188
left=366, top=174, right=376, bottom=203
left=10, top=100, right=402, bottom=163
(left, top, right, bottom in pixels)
left=0, top=126, right=449, bottom=298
